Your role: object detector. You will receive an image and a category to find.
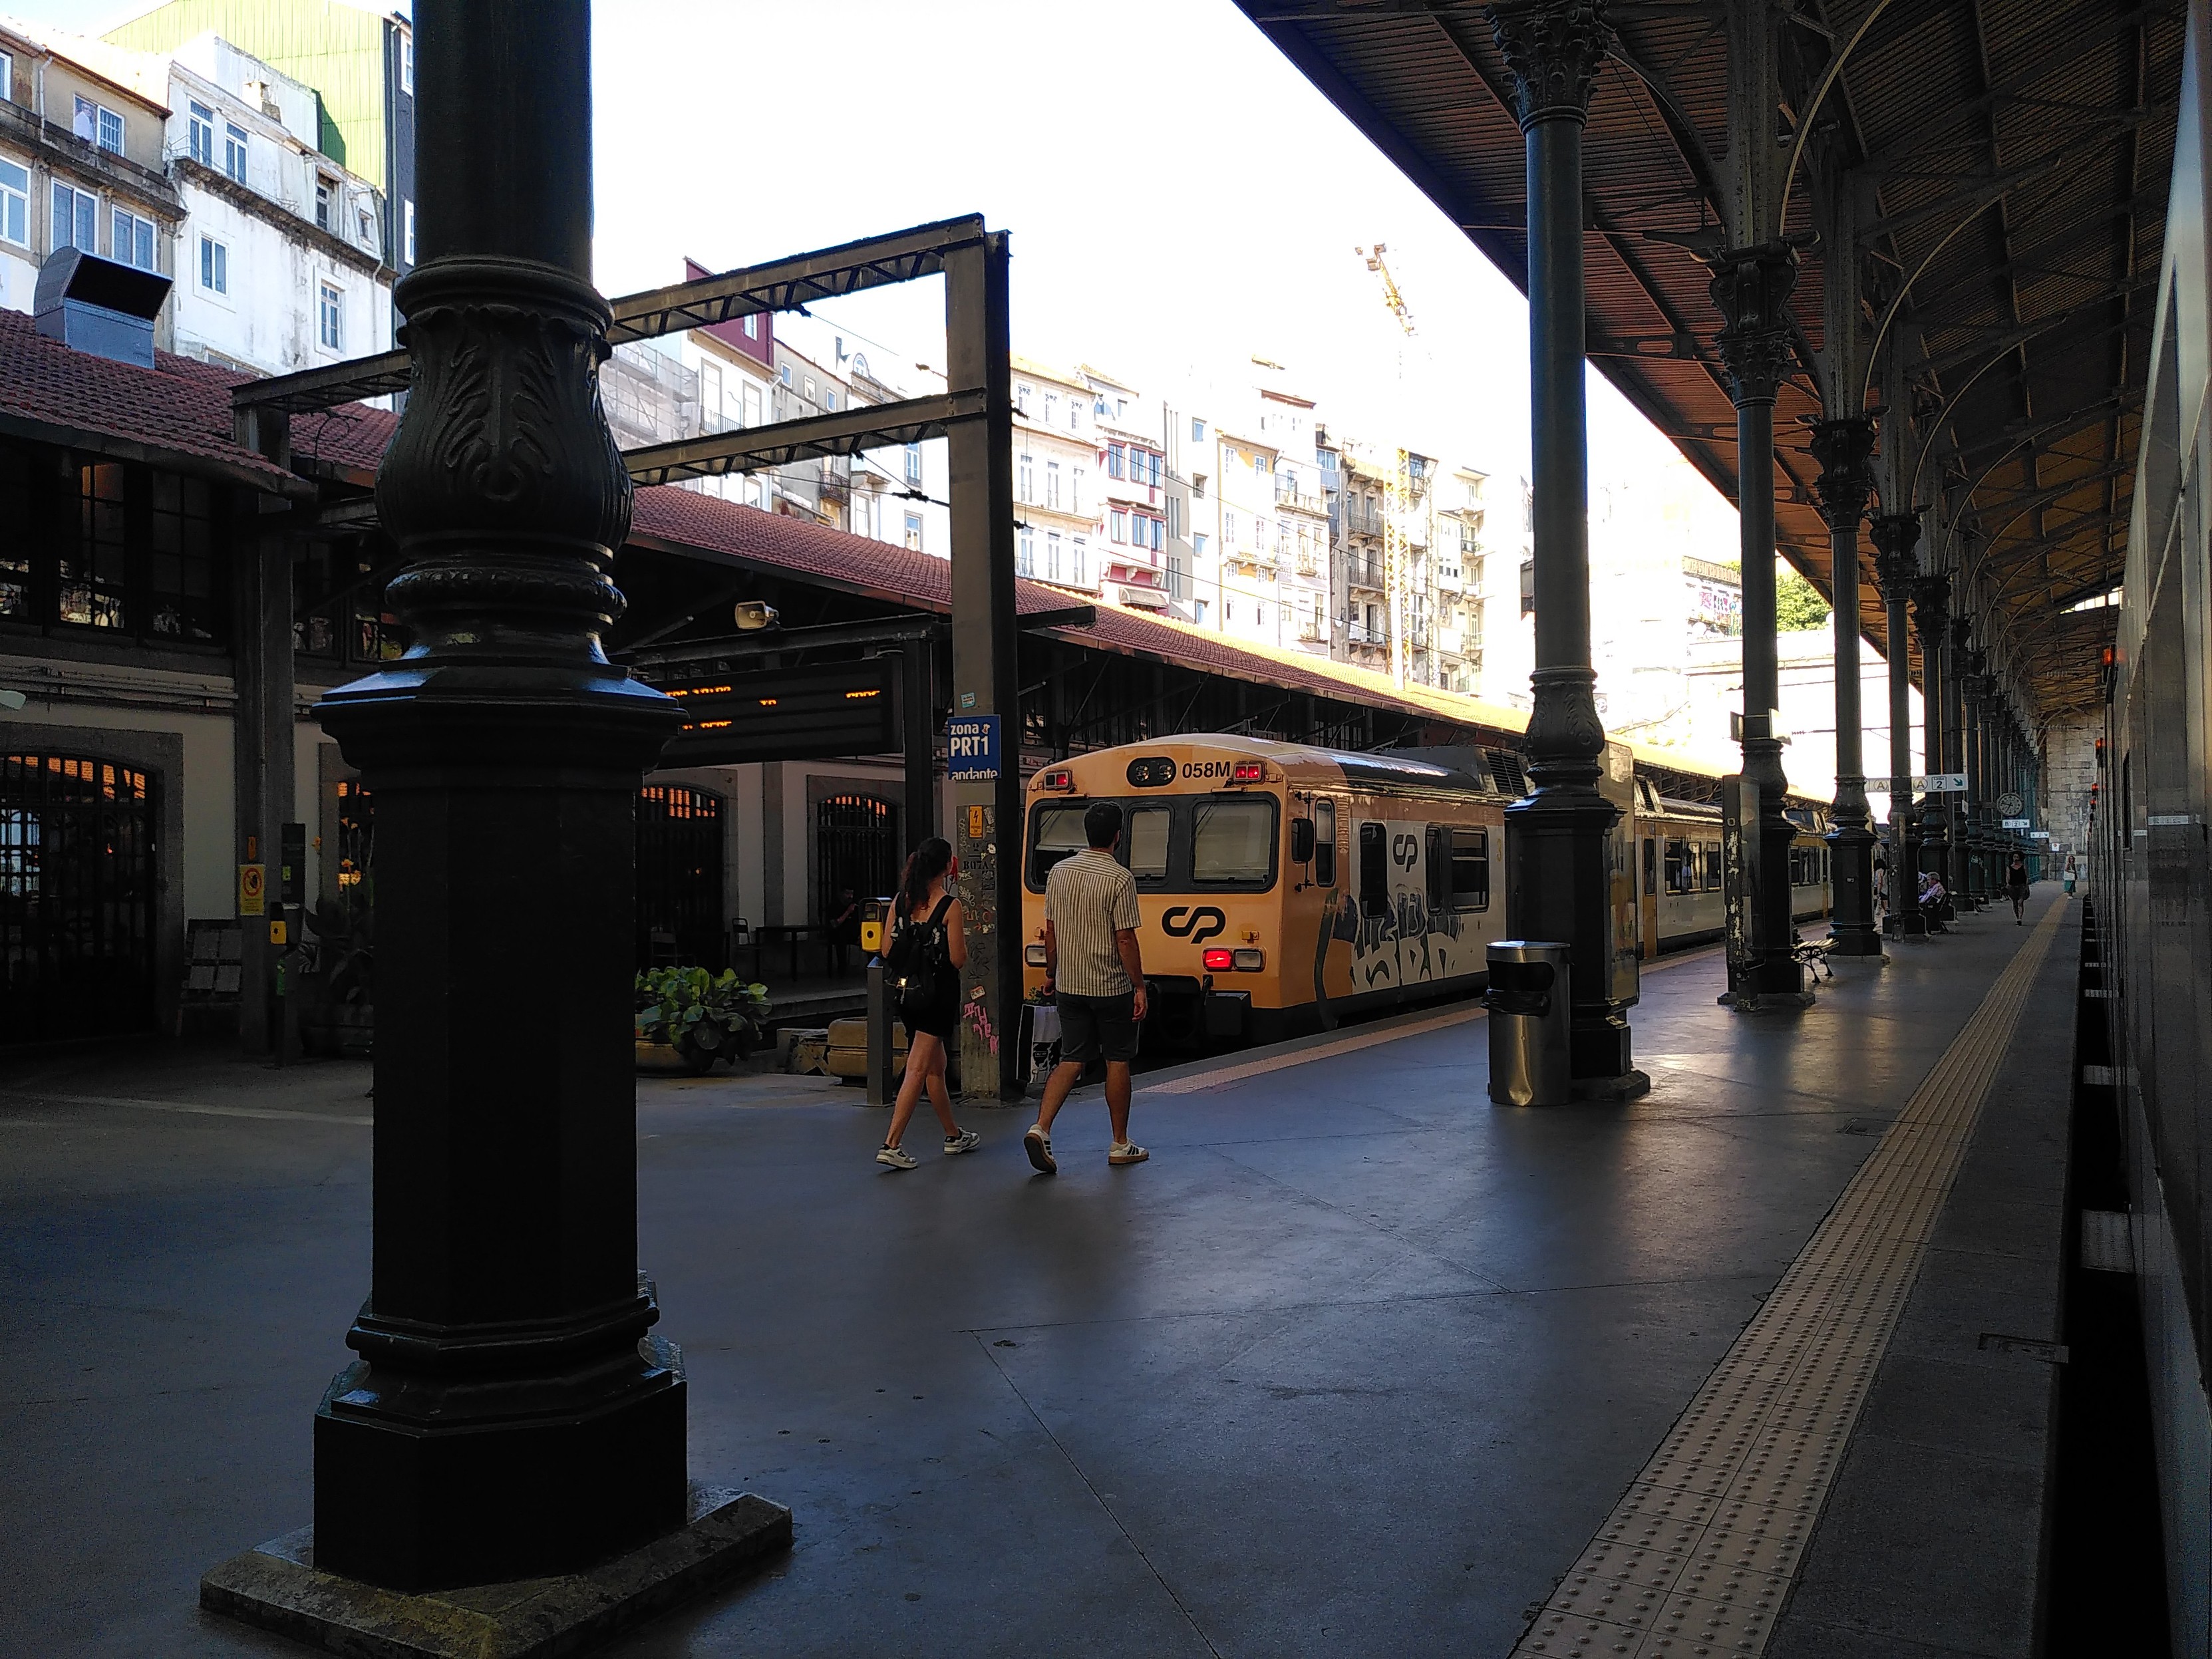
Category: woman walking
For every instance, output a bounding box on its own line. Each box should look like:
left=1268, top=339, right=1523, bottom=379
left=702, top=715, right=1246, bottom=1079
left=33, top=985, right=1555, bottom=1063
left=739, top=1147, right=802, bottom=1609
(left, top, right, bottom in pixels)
left=2005, top=850, right=2032, bottom=924
left=878, top=837, right=980, bottom=1170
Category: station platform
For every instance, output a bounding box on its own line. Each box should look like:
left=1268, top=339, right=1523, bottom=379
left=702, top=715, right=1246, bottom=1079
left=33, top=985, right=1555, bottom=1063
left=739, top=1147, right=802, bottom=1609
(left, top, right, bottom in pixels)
left=0, top=892, right=2078, bottom=1658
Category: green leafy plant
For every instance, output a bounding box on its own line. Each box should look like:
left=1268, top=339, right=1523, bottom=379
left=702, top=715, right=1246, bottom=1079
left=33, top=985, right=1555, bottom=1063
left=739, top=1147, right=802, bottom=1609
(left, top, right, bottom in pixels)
left=634, top=967, right=770, bottom=1073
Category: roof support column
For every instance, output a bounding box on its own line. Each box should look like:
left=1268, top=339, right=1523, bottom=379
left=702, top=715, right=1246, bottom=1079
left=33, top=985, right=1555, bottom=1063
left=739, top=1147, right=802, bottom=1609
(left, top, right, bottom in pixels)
left=1712, top=247, right=1804, bottom=996
left=303, top=0, right=697, bottom=1595
left=1873, top=514, right=1927, bottom=936
left=1948, top=613, right=1976, bottom=907
left=1812, top=417, right=1881, bottom=955
left=1912, top=571, right=1952, bottom=917
left=1960, top=652, right=1989, bottom=899
left=1489, top=0, right=1648, bottom=1097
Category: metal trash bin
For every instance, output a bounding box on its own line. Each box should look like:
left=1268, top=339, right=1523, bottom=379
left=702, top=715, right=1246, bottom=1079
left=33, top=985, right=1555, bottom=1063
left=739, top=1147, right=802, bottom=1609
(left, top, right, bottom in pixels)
left=1486, top=941, right=1572, bottom=1106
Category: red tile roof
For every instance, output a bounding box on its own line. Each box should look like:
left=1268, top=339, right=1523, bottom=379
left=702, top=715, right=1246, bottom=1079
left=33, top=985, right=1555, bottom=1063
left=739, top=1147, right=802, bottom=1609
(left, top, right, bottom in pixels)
left=0, top=307, right=307, bottom=495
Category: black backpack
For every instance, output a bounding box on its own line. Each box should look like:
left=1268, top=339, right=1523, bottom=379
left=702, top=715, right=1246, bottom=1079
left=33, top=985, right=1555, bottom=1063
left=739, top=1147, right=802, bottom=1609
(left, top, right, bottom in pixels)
left=885, top=896, right=951, bottom=1020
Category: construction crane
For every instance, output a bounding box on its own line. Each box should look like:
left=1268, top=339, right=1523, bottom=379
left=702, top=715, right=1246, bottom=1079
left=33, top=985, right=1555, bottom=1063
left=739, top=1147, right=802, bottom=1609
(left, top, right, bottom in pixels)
left=1356, top=243, right=1416, bottom=336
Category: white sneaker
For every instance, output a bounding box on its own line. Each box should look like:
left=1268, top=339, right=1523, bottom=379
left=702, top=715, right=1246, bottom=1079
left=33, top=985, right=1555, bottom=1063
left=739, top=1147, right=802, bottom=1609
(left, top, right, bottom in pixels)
left=1108, top=1141, right=1150, bottom=1167
left=1023, top=1124, right=1056, bottom=1174
left=877, top=1144, right=917, bottom=1171
left=943, top=1129, right=980, bottom=1155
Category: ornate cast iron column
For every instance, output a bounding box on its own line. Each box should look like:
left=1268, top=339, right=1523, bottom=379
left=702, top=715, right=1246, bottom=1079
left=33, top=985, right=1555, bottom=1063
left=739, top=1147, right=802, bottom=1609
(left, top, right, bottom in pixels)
left=1810, top=417, right=1879, bottom=956
left=1958, top=653, right=1988, bottom=900
left=1712, top=245, right=1804, bottom=994
left=1871, top=514, right=1925, bottom=937
left=309, top=0, right=690, bottom=1590
left=1911, top=571, right=1950, bottom=916
left=1489, top=0, right=1646, bottom=1095
left=1947, top=613, right=1976, bottom=908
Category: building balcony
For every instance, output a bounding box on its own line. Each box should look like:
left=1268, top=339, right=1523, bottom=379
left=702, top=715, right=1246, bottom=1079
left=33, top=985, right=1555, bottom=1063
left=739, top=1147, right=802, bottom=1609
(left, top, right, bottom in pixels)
left=1275, top=480, right=1325, bottom=513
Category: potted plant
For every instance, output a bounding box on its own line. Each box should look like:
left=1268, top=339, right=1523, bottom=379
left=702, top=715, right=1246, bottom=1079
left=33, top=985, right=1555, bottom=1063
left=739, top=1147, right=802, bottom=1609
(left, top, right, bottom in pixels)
left=634, top=967, right=770, bottom=1075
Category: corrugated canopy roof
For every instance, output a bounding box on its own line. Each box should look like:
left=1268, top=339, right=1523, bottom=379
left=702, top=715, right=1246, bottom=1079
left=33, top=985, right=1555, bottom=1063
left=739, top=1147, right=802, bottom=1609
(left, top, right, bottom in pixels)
left=1240, top=0, right=2181, bottom=724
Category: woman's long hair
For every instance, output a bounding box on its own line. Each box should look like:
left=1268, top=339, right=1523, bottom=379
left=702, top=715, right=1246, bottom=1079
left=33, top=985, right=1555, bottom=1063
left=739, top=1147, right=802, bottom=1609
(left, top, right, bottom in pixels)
left=898, top=836, right=953, bottom=918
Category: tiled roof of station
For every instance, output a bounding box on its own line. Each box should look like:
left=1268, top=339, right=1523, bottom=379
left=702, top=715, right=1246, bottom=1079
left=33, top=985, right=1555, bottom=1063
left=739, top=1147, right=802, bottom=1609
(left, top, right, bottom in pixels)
left=0, top=309, right=309, bottom=496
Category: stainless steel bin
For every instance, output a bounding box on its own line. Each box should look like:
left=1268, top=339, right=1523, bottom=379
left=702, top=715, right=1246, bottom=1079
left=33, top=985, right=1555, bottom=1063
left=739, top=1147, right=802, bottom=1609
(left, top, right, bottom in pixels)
left=1486, top=941, right=1572, bottom=1106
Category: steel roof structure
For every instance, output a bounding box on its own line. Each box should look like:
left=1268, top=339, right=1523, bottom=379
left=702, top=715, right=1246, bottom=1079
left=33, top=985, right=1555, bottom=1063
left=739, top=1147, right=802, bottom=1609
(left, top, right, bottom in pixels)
left=1241, top=0, right=2181, bottom=723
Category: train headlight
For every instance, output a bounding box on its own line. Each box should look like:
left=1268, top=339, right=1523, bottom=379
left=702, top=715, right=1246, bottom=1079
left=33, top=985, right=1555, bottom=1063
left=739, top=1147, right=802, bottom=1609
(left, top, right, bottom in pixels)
left=1231, top=948, right=1264, bottom=972
left=1024, top=944, right=1048, bottom=967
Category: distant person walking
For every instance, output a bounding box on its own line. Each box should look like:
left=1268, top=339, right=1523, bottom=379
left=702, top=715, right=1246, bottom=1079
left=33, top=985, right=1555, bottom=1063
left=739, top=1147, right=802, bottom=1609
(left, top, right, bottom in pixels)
left=2005, top=851, right=2032, bottom=923
left=877, top=838, right=979, bottom=1170
left=1026, top=800, right=1148, bottom=1175
left=827, top=887, right=860, bottom=977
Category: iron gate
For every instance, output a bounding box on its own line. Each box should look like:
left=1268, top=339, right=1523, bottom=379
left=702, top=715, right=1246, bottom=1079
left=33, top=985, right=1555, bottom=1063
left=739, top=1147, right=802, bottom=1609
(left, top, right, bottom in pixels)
left=1, top=754, right=157, bottom=1044
left=636, top=784, right=724, bottom=969
left=816, top=795, right=900, bottom=923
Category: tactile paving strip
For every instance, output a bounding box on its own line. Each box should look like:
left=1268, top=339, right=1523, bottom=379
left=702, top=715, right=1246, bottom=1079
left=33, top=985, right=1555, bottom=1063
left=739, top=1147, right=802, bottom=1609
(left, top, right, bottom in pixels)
left=1511, top=901, right=2067, bottom=1659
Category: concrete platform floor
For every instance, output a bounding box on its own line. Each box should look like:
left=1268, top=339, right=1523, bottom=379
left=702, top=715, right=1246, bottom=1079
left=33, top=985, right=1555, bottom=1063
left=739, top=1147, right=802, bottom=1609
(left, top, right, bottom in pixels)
left=0, top=905, right=2062, bottom=1658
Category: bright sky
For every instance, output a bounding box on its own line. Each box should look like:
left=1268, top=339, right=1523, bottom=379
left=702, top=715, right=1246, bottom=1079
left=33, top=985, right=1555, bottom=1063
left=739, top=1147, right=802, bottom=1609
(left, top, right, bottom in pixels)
left=44, top=0, right=1734, bottom=531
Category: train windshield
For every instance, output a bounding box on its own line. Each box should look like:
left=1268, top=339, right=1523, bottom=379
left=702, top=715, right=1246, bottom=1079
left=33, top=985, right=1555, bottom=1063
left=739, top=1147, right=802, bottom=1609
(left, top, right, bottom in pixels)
left=1029, top=804, right=1091, bottom=885
left=1128, top=806, right=1171, bottom=879
left=1191, top=798, right=1276, bottom=884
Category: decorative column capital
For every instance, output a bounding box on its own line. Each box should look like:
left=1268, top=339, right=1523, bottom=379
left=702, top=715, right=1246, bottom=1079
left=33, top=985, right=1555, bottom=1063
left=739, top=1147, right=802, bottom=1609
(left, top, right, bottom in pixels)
left=1911, top=569, right=1950, bottom=638
left=1489, top=0, right=1611, bottom=131
left=1808, top=416, right=1876, bottom=532
left=1709, top=245, right=1799, bottom=408
left=1870, top=512, right=1920, bottom=599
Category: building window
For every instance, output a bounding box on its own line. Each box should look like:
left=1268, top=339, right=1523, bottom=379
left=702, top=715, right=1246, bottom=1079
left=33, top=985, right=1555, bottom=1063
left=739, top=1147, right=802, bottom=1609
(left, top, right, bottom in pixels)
left=1191, top=418, right=1205, bottom=443
left=1068, top=398, right=1082, bottom=432
left=110, top=208, right=155, bottom=271
left=1166, top=495, right=1181, bottom=538
left=742, top=383, right=762, bottom=428
left=778, top=362, right=791, bottom=386
left=1045, top=460, right=1061, bottom=510
left=699, top=359, right=723, bottom=431
left=1072, top=536, right=1088, bottom=585
left=826, top=389, right=838, bottom=411
left=1072, top=466, right=1084, bottom=515
left=1167, top=555, right=1186, bottom=599
left=319, top=281, right=344, bottom=351
left=0, top=158, right=25, bottom=247
left=400, top=33, right=415, bottom=93
left=74, top=96, right=123, bottom=154
left=148, top=472, right=218, bottom=639
left=62, top=464, right=129, bottom=629
left=1043, top=392, right=1057, bottom=427
left=1223, top=510, right=1236, bottom=543
left=1110, top=509, right=1128, bottom=543
left=0, top=50, right=11, bottom=102
left=198, top=233, right=227, bottom=293
left=1193, top=532, right=1208, bottom=561
left=1046, top=531, right=1062, bottom=580
left=1015, top=382, right=1032, bottom=414
left=315, top=175, right=333, bottom=231
left=742, top=313, right=759, bottom=339
left=1018, top=453, right=1033, bottom=504
left=1018, top=528, right=1034, bottom=576
left=51, top=183, right=95, bottom=254
left=1107, top=442, right=1126, bottom=480
left=903, top=513, right=923, bottom=551
left=903, top=442, right=923, bottom=484
left=803, top=375, right=816, bottom=402
left=189, top=101, right=215, bottom=166
left=1253, top=454, right=1268, bottom=477
left=224, top=122, right=248, bottom=183
left=404, top=198, right=416, bottom=263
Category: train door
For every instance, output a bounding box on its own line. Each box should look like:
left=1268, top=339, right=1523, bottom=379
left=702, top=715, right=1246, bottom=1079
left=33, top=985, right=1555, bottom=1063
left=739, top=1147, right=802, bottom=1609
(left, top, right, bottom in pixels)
left=1641, top=835, right=1659, bottom=960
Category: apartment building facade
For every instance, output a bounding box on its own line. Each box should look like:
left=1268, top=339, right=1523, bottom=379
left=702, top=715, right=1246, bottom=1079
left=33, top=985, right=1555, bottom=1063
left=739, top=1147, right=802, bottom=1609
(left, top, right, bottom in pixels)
left=1011, top=356, right=1097, bottom=593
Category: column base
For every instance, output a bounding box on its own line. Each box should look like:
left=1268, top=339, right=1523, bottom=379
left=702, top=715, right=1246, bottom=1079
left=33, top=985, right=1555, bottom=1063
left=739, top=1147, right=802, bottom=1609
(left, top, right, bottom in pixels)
left=201, top=1486, right=790, bottom=1659
left=1571, top=1066, right=1652, bottom=1102
left=315, top=1331, right=689, bottom=1592
left=1827, top=929, right=1885, bottom=958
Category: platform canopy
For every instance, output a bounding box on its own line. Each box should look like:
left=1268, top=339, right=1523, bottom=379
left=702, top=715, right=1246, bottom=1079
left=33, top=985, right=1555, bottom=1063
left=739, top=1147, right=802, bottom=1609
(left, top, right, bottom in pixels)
left=1241, top=0, right=2181, bottom=722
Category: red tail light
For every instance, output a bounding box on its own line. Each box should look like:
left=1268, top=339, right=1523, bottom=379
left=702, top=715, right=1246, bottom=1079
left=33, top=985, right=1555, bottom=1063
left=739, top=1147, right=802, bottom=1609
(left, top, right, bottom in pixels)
left=1041, top=769, right=1075, bottom=792
left=1203, top=948, right=1234, bottom=971
left=1232, top=762, right=1265, bottom=782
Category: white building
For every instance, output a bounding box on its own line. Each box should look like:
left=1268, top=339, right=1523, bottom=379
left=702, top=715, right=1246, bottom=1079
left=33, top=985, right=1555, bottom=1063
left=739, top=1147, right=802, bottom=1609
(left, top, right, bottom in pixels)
left=1011, top=355, right=1099, bottom=593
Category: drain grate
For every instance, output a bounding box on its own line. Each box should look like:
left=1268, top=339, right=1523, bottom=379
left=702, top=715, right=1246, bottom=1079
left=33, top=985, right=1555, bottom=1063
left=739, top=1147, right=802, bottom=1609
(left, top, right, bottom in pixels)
left=1511, top=901, right=2068, bottom=1658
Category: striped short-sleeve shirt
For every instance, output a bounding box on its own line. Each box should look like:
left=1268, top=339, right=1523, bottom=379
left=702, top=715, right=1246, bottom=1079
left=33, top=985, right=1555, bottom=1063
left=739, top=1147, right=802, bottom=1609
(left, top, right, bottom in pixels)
left=1045, top=847, right=1142, bottom=997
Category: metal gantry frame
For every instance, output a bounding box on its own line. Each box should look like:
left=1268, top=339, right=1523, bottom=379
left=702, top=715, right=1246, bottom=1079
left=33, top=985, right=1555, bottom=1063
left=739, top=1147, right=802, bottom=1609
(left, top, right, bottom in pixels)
left=242, top=215, right=1029, bottom=1100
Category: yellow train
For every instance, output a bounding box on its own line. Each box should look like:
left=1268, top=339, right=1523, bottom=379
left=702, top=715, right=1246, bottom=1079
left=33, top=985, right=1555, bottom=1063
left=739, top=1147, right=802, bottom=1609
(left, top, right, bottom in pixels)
left=1019, top=734, right=1832, bottom=1049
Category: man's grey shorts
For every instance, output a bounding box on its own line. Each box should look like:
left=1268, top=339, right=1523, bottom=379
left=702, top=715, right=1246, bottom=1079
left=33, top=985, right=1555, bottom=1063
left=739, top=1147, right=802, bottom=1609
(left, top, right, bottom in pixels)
left=1057, top=990, right=1138, bottom=1065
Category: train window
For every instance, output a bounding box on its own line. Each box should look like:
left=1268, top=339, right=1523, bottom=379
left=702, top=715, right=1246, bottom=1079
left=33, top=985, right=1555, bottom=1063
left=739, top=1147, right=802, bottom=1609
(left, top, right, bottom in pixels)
left=1192, top=797, right=1277, bottom=886
left=1313, top=798, right=1337, bottom=886
left=1027, top=803, right=1091, bottom=887
left=1642, top=836, right=1657, bottom=898
left=1665, top=838, right=1693, bottom=894
left=1127, top=806, right=1170, bottom=881
left=1702, top=843, right=1722, bottom=889
left=1451, top=827, right=1490, bottom=911
left=1358, top=821, right=1388, bottom=917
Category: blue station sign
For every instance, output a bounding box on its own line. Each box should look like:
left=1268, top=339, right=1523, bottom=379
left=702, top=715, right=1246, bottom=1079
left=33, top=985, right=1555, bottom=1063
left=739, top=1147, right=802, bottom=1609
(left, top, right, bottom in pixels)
left=946, top=714, right=1000, bottom=781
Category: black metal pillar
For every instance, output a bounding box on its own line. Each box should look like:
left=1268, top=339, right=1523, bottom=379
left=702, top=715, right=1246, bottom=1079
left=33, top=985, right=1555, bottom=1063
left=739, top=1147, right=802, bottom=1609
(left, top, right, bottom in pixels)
left=1489, top=0, right=1645, bottom=1094
left=1960, top=650, right=1988, bottom=899
left=1871, top=515, right=1925, bottom=937
left=1810, top=418, right=1879, bottom=956
left=1712, top=246, right=1804, bottom=996
left=309, top=0, right=689, bottom=1591
left=943, top=232, right=1022, bottom=1100
left=1911, top=573, right=1950, bottom=912
left=1947, top=613, right=1975, bottom=907
left=898, top=642, right=937, bottom=853
left=231, top=506, right=295, bottom=1051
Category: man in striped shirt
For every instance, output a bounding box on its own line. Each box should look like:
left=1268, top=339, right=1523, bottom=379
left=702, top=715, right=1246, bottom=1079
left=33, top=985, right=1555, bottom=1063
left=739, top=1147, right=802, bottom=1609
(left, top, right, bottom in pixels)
left=1026, top=800, right=1148, bottom=1173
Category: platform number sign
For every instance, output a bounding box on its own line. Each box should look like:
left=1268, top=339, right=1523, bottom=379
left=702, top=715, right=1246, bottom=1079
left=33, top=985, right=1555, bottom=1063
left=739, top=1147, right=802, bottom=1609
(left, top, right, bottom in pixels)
left=946, top=714, right=999, bottom=782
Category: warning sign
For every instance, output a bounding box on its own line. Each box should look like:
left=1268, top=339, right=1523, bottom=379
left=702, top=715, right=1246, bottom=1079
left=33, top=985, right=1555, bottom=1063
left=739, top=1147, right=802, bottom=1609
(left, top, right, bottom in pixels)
left=237, top=863, right=265, bottom=917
